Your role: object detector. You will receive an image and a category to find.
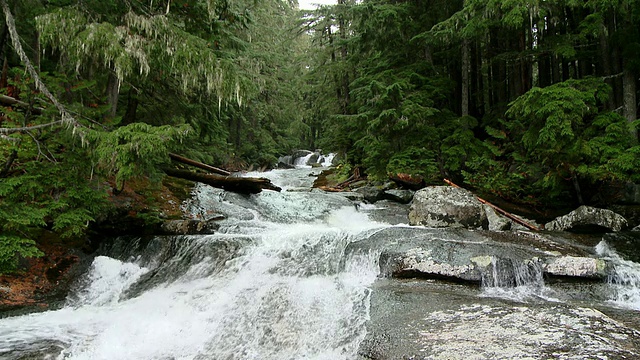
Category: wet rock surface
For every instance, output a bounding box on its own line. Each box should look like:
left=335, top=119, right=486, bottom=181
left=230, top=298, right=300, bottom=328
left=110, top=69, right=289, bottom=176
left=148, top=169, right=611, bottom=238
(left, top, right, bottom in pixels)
left=545, top=205, right=628, bottom=232
left=347, top=227, right=604, bottom=283
left=359, top=279, right=640, bottom=360
left=382, top=189, right=414, bottom=204
left=409, top=186, right=488, bottom=229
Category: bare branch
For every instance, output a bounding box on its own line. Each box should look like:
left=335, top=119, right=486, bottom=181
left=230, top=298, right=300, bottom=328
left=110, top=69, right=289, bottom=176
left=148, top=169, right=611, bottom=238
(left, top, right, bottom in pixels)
left=0, top=120, right=64, bottom=134
left=25, top=130, right=56, bottom=162
left=0, top=134, right=20, bottom=142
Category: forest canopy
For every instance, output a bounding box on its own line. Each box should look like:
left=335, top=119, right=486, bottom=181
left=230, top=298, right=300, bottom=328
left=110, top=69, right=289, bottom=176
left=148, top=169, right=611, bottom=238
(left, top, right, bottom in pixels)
left=0, top=0, right=639, bottom=272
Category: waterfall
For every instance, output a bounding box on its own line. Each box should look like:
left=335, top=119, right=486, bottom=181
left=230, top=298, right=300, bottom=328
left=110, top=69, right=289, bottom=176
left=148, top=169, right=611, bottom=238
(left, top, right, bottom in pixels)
left=293, top=153, right=314, bottom=167
left=480, top=257, right=554, bottom=302
left=596, top=240, right=640, bottom=310
left=0, top=169, right=386, bottom=360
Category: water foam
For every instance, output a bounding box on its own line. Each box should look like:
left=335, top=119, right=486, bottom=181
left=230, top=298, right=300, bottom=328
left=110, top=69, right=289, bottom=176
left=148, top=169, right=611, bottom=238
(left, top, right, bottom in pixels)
left=596, top=240, right=640, bottom=310
left=0, top=186, right=385, bottom=360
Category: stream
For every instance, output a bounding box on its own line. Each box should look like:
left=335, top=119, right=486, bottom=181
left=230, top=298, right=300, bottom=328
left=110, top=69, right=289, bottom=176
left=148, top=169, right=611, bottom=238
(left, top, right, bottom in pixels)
left=1, top=165, right=640, bottom=359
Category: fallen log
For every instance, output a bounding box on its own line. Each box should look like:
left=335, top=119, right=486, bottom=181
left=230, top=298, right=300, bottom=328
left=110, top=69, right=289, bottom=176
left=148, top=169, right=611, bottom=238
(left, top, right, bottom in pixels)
left=443, top=179, right=541, bottom=231
left=164, top=168, right=281, bottom=194
left=336, top=167, right=364, bottom=189
left=169, top=153, right=231, bottom=176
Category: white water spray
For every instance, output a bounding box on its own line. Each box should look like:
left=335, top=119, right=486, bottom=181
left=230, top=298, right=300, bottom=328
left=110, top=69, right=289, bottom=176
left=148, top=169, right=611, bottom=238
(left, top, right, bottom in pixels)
left=480, top=256, right=557, bottom=302
left=596, top=240, right=640, bottom=310
left=0, top=167, right=386, bottom=360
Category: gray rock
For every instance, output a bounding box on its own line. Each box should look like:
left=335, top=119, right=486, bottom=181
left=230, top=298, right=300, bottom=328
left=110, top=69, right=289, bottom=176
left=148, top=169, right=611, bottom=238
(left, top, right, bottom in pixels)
left=160, top=219, right=218, bottom=235
left=359, top=200, right=409, bottom=225
left=336, top=191, right=365, bottom=202
left=545, top=205, right=628, bottom=232
left=383, top=189, right=414, bottom=204
left=291, top=149, right=313, bottom=159
left=409, top=186, right=488, bottom=229
left=355, top=186, right=385, bottom=203
left=484, top=205, right=511, bottom=231
left=346, top=227, right=606, bottom=283
left=307, top=152, right=320, bottom=165
left=543, top=256, right=607, bottom=278
left=359, top=279, right=640, bottom=360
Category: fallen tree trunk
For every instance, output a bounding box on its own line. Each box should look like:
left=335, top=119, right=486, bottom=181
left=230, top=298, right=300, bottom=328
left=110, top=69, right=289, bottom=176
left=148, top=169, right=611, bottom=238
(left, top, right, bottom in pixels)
left=164, top=168, right=281, bottom=194
left=444, top=179, right=541, bottom=231
left=169, top=153, right=231, bottom=176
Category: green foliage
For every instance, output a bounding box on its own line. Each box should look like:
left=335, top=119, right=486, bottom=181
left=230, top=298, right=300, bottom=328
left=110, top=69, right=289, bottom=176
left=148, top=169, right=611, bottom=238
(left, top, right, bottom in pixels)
left=386, top=147, right=439, bottom=180
left=0, top=236, right=43, bottom=274
left=466, top=78, right=639, bottom=205
left=88, top=122, right=192, bottom=185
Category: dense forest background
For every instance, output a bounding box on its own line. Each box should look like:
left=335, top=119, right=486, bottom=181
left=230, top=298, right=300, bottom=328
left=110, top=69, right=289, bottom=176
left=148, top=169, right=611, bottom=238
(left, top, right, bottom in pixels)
left=1, top=0, right=639, bottom=272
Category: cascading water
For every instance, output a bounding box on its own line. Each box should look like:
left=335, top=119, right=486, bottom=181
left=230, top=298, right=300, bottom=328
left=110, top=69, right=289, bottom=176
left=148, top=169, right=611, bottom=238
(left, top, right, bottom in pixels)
left=479, top=257, right=556, bottom=302
left=0, top=168, right=387, bottom=360
left=596, top=240, right=640, bottom=310
left=293, top=153, right=315, bottom=167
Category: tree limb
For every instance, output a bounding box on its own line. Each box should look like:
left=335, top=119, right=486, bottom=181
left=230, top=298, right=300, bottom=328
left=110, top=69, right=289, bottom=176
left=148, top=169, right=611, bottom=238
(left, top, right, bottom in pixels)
left=0, top=0, right=84, bottom=140
left=0, top=94, right=44, bottom=114
left=0, top=120, right=64, bottom=134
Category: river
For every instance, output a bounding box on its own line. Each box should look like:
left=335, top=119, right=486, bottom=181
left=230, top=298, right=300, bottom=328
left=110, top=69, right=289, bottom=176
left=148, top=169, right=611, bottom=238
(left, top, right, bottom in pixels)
left=1, top=165, right=640, bottom=359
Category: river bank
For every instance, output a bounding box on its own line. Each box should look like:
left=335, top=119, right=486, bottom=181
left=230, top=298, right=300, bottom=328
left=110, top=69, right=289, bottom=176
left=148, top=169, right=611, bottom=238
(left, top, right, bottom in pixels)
left=0, top=176, right=194, bottom=315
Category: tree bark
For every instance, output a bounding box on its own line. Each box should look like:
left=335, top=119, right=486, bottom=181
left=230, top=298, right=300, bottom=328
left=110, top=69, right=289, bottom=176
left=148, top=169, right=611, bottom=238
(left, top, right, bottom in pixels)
left=122, top=88, right=138, bottom=125
left=461, top=38, right=470, bottom=117
left=106, top=72, right=120, bottom=119
left=623, top=64, right=638, bottom=141
left=169, top=153, right=231, bottom=176
left=163, top=168, right=281, bottom=194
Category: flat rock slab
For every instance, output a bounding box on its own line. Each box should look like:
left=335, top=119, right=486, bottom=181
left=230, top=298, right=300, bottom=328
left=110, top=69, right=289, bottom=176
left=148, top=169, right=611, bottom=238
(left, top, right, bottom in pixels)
left=359, top=279, right=640, bottom=360
left=346, top=227, right=607, bottom=282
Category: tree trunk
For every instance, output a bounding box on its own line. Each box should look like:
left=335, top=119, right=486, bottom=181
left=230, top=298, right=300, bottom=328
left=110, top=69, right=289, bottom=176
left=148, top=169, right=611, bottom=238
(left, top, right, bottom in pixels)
left=461, top=38, right=470, bottom=117
left=163, top=168, right=281, bottom=194
left=106, top=72, right=120, bottom=119
left=623, top=64, right=638, bottom=141
left=122, top=88, right=138, bottom=125
left=599, top=19, right=615, bottom=110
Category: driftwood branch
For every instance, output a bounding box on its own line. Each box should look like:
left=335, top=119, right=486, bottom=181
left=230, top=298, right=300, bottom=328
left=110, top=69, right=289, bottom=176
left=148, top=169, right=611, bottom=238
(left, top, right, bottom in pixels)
left=444, top=179, right=541, bottom=231
left=168, top=153, right=231, bottom=176
left=164, top=168, right=281, bottom=194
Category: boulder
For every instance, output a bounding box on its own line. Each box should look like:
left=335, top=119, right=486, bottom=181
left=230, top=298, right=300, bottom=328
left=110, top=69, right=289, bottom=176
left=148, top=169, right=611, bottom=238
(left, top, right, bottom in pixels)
left=358, top=200, right=409, bottom=225
left=544, top=205, right=628, bottom=232
left=383, top=189, right=414, bottom=204
left=409, top=186, right=488, bottom=229
left=484, top=205, right=511, bottom=231
left=355, top=186, right=385, bottom=203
